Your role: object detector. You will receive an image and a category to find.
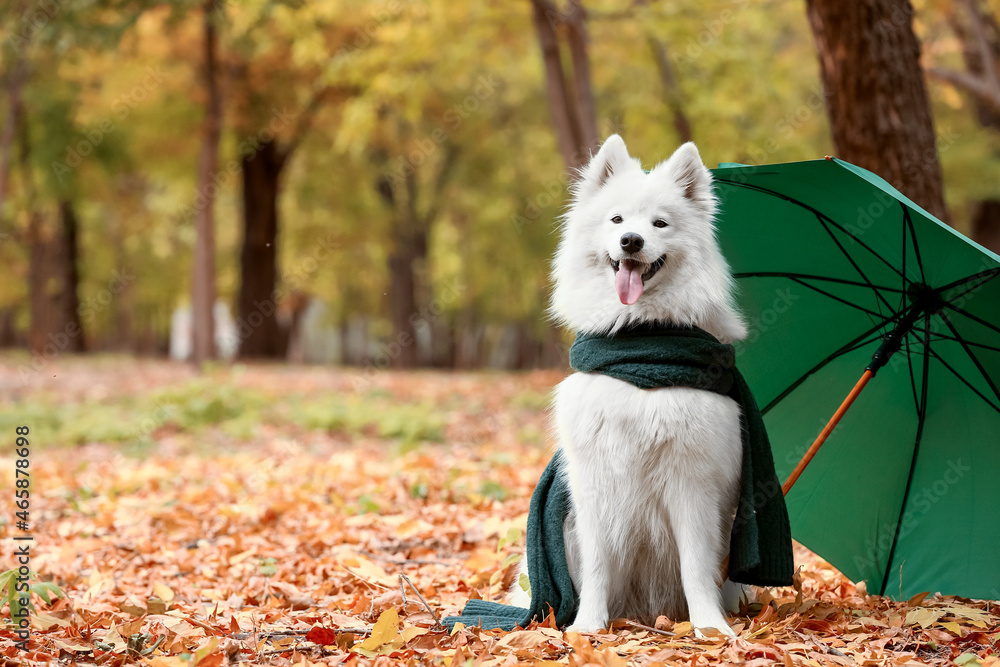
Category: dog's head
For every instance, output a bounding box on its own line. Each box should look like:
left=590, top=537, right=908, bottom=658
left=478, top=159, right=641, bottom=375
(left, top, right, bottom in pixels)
left=551, top=136, right=746, bottom=342
left=571, top=135, right=717, bottom=306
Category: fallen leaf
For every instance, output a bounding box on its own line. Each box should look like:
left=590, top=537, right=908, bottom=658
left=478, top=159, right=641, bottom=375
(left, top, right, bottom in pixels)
left=355, top=607, right=400, bottom=652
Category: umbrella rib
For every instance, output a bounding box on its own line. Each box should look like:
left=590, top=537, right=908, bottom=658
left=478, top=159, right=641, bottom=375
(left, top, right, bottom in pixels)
left=787, top=277, right=887, bottom=319
left=761, top=318, right=892, bottom=415
left=733, top=272, right=905, bottom=292
left=903, top=206, right=926, bottom=284
left=937, top=267, right=1000, bottom=297
left=902, top=337, right=920, bottom=416
left=942, top=302, right=1000, bottom=337
left=880, top=318, right=931, bottom=597
left=924, top=346, right=1000, bottom=414
left=900, top=207, right=910, bottom=313
left=813, top=212, right=897, bottom=313
left=939, top=314, right=1000, bottom=405
left=924, top=330, right=1000, bottom=353
left=714, top=179, right=906, bottom=280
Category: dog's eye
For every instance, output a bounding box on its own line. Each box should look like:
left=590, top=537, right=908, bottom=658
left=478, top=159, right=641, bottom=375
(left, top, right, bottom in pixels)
left=611, top=215, right=623, bottom=224
left=653, top=219, right=668, bottom=228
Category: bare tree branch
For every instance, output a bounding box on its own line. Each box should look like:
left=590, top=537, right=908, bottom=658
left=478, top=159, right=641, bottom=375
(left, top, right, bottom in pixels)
left=530, top=0, right=585, bottom=169
left=0, top=55, right=28, bottom=227
left=565, top=0, right=599, bottom=151
left=421, top=142, right=460, bottom=227
left=926, top=66, right=1000, bottom=114
left=527, top=0, right=562, bottom=22
left=962, top=0, right=1000, bottom=101
left=280, top=86, right=331, bottom=163
left=648, top=37, right=693, bottom=144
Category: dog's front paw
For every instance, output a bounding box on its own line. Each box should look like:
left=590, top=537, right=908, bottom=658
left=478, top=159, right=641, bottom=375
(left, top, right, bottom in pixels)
left=692, top=621, right=736, bottom=638
left=566, top=618, right=607, bottom=634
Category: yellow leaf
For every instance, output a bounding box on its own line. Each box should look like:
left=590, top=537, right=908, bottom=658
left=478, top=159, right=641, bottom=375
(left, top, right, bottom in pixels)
left=450, top=622, right=465, bottom=636
left=495, top=630, right=550, bottom=650
left=32, top=612, right=71, bottom=630
left=940, top=604, right=995, bottom=628
left=905, top=608, right=943, bottom=628
left=356, top=607, right=400, bottom=651
left=672, top=621, right=694, bottom=637
left=51, top=637, right=94, bottom=653
left=400, top=626, right=429, bottom=643
left=193, top=637, right=219, bottom=665
left=500, top=553, right=522, bottom=569
left=153, top=582, right=175, bottom=603
left=939, top=621, right=963, bottom=634
left=103, top=624, right=126, bottom=651
left=146, top=658, right=194, bottom=667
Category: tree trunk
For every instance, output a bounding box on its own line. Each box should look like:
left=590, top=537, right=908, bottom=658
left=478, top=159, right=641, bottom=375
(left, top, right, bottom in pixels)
left=387, top=233, right=423, bottom=369
left=970, top=199, right=1000, bottom=252
left=58, top=200, right=85, bottom=352
left=18, top=109, right=57, bottom=357
left=530, top=0, right=597, bottom=170
left=564, top=0, right=599, bottom=151
left=374, top=138, right=451, bottom=369
left=805, top=0, right=950, bottom=223
left=649, top=37, right=694, bottom=144
left=0, top=56, right=27, bottom=222
left=27, top=210, right=53, bottom=355
left=191, top=0, right=222, bottom=365
left=236, top=139, right=285, bottom=358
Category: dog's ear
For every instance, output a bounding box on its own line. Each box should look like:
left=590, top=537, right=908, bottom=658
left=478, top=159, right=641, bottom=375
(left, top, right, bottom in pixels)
left=574, top=135, right=633, bottom=198
left=653, top=142, right=714, bottom=213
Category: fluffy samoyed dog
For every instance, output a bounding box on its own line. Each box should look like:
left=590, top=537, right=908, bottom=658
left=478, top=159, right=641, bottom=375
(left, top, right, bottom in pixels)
left=511, top=135, right=748, bottom=636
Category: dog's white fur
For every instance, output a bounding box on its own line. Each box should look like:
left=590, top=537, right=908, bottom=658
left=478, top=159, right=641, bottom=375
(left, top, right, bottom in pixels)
left=510, top=136, right=748, bottom=635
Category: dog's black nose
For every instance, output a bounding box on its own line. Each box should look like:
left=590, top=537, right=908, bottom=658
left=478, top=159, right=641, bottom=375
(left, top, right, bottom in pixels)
left=620, top=233, right=644, bottom=254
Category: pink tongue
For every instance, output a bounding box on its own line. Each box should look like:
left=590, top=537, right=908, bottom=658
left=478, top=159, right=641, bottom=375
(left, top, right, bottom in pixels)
left=615, top=265, right=644, bottom=305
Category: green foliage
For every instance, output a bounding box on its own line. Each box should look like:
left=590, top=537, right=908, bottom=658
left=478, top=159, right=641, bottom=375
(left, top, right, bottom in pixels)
left=258, top=557, right=278, bottom=577
left=0, top=367, right=449, bottom=448
left=478, top=480, right=507, bottom=502
left=0, top=569, right=65, bottom=622
left=2, top=0, right=998, bottom=345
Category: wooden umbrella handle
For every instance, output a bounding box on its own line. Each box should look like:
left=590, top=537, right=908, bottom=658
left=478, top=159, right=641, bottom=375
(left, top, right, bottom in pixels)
left=782, top=370, right=874, bottom=496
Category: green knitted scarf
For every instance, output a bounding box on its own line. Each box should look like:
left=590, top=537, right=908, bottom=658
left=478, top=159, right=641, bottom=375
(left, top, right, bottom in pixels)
left=444, top=324, right=793, bottom=631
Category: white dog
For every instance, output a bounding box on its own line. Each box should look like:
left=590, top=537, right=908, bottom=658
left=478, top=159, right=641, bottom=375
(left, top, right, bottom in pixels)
left=510, top=136, right=747, bottom=636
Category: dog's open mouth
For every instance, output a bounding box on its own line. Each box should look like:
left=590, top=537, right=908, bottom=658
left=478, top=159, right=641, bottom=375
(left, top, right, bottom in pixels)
left=610, top=255, right=666, bottom=305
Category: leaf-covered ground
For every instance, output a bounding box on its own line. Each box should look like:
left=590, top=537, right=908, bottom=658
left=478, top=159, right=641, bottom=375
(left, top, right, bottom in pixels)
left=1, top=356, right=997, bottom=666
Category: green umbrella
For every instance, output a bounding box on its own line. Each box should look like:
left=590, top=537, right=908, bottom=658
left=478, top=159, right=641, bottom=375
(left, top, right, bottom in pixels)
left=710, top=157, right=1000, bottom=600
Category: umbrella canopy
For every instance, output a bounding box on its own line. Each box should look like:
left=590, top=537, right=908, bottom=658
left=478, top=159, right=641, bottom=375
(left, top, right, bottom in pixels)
left=710, top=157, right=1000, bottom=600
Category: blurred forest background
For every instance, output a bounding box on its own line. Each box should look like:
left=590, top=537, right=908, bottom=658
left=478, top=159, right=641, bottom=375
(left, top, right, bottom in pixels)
left=3, top=0, right=1000, bottom=372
